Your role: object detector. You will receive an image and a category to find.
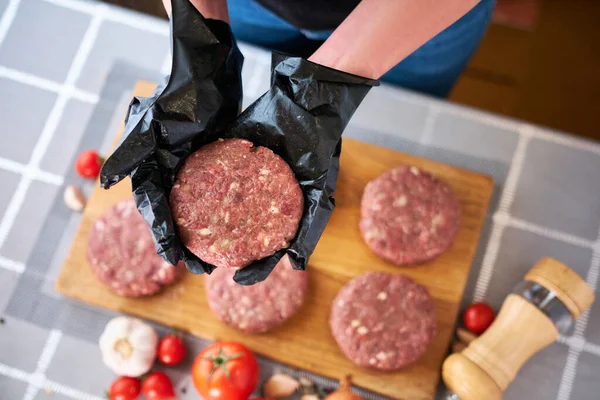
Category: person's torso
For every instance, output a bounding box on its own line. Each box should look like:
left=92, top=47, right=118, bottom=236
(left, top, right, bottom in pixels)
left=255, top=0, right=360, bottom=30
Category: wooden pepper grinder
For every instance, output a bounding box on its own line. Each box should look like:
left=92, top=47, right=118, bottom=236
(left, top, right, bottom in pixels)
left=442, top=258, right=595, bottom=400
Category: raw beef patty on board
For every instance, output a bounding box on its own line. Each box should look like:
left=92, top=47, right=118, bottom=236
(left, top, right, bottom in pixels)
left=360, top=165, right=460, bottom=265
left=87, top=200, right=181, bottom=297
left=205, top=255, right=308, bottom=334
left=330, top=271, right=436, bottom=370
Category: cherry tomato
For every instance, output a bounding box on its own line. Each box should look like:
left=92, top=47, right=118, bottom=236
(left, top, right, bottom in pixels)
left=192, top=341, right=259, bottom=400
left=75, top=150, right=103, bottom=179
left=157, top=334, right=186, bottom=366
left=108, top=376, right=141, bottom=400
left=142, top=372, right=176, bottom=400
left=463, top=302, right=495, bottom=334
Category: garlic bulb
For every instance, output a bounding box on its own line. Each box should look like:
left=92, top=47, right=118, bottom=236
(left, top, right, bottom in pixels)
left=99, top=317, right=157, bottom=377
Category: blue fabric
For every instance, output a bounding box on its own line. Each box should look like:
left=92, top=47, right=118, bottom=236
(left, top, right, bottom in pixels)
left=228, top=0, right=496, bottom=97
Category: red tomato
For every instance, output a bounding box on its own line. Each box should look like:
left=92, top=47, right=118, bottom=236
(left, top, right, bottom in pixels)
left=142, top=372, right=176, bottom=400
left=192, top=341, right=259, bottom=400
left=463, top=303, right=496, bottom=334
left=108, top=376, right=141, bottom=400
left=75, top=150, right=103, bottom=179
left=157, top=334, right=186, bottom=366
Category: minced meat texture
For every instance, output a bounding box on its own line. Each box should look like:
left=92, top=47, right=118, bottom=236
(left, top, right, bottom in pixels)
left=87, top=200, right=181, bottom=297
left=360, top=165, right=460, bottom=265
left=204, top=255, right=308, bottom=334
left=330, top=271, right=436, bottom=371
left=170, top=138, right=304, bottom=269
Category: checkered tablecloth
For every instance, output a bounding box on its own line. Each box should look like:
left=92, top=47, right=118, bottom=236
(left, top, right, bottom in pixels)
left=1, top=0, right=600, bottom=399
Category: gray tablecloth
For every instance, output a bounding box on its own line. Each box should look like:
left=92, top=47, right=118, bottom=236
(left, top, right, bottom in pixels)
left=1, top=1, right=600, bottom=399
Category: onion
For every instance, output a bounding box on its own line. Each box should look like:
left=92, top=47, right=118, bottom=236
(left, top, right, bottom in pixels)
left=324, top=375, right=363, bottom=400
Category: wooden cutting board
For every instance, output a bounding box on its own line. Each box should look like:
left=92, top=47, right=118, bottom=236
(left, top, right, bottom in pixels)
left=56, top=81, right=493, bottom=399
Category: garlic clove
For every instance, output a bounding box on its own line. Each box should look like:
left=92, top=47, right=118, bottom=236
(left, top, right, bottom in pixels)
left=299, top=376, right=318, bottom=396
left=63, top=185, right=86, bottom=211
left=301, top=395, right=320, bottom=400
left=299, top=377, right=314, bottom=388
left=264, top=373, right=300, bottom=399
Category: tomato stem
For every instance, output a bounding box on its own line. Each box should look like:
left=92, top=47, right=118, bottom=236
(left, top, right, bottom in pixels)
left=204, top=347, right=244, bottom=381
left=169, top=330, right=183, bottom=339
left=139, top=372, right=151, bottom=383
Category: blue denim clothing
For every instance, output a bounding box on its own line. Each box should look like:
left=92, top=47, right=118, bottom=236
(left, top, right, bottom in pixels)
left=228, top=0, right=496, bottom=97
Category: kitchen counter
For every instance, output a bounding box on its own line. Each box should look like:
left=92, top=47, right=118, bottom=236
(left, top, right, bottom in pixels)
left=1, top=0, right=599, bottom=399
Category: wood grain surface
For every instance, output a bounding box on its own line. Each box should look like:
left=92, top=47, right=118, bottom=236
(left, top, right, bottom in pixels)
left=56, top=82, right=494, bottom=399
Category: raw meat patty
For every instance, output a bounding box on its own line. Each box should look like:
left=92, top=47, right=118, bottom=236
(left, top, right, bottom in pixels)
left=87, top=200, right=181, bottom=297
left=360, top=165, right=460, bottom=265
left=170, top=138, right=304, bottom=269
left=330, top=271, right=436, bottom=371
left=204, top=256, right=308, bottom=334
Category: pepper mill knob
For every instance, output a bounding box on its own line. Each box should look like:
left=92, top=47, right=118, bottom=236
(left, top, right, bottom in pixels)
left=442, top=258, right=595, bottom=400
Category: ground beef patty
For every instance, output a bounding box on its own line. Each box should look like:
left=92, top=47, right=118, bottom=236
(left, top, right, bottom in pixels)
left=87, top=200, right=181, bottom=297
left=330, top=272, right=436, bottom=371
left=360, top=165, right=460, bottom=265
left=204, top=256, right=308, bottom=333
left=170, top=138, right=304, bottom=269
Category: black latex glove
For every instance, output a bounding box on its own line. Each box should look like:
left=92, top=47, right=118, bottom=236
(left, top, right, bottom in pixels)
left=99, top=0, right=243, bottom=273
left=222, top=54, right=378, bottom=284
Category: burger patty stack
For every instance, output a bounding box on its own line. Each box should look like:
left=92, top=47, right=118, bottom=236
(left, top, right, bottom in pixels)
left=171, top=138, right=308, bottom=334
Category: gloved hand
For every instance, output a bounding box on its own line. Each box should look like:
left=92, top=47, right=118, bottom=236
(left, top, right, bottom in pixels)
left=223, top=54, right=378, bottom=284
left=100, top=0, right=243, bottom=274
